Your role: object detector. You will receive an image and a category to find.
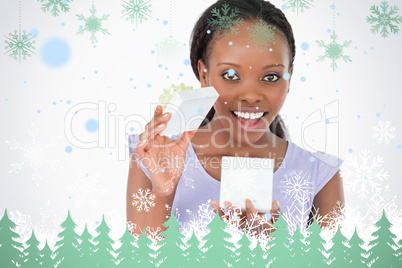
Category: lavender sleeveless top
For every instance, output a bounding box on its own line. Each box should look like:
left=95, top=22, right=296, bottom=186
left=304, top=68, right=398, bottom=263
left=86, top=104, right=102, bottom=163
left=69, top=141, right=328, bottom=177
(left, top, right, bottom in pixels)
left=128, top=133, right=343, bottom=235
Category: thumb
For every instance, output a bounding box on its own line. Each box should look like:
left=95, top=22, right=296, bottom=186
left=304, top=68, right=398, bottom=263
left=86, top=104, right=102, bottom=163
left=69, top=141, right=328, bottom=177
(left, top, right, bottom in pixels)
left=176, top=129, right=197, bottom=151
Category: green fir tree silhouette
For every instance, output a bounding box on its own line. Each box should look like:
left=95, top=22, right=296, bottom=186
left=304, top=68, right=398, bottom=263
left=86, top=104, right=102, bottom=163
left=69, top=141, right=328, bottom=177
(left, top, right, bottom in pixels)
left=76, top=224, right=96, bottom=267
left=251, top=239, right=267, bottom=268
left=367, top=210, right=398, bottom=268
left=288, top=225, right=308, bottom=267
left=156, top=211, right=187, bottom=267
left=53, top=210, right=80, bottom=268
left=184, top=230, right=204, bottom=267
left=348, top=227, right=368, bottom=268
left=268, top=212, right=292, bottom=268
left=39, top=239, right=56, bottom=268
left=24, top=229, right=41, bottom=268
left=135, top=228, right=156, bottom=267
left=234, top=230, right=253, bottom=267
left=92, top=215, right=116, bottom=267
left=115, top=224, right=138, bottom=267
left=396, top=238, right=402, bottom=263
left=0, top=208, right=25, bottom=268
left=201, top=211, right=235, bottom=267
left=328, top=225, right=350, bottom=266
left=304, top=215, right=327, bottom=267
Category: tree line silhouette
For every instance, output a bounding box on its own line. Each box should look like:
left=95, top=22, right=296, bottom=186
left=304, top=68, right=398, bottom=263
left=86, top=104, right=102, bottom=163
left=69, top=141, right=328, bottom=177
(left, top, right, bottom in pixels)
left=0, top=208, right=401, bottom=267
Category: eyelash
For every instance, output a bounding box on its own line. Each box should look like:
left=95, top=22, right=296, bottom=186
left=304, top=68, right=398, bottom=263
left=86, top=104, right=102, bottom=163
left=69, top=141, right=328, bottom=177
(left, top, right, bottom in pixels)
left=221, top=70, right=281, bottom=83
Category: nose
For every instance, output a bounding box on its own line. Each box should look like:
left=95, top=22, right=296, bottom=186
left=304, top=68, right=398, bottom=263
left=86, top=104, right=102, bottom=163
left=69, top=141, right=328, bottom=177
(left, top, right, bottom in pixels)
left=236, top=81, right=264, bottom=104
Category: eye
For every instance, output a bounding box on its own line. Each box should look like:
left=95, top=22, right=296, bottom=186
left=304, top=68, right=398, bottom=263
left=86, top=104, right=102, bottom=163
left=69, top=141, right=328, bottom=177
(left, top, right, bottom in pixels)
left=261, top=73, right=280, bottom=83
left=222, top=69, right=240, bottom=81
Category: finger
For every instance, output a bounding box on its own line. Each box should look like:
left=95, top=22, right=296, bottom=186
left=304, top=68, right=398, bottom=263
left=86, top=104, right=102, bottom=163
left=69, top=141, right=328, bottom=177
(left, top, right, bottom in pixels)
left=270, top=200, right=281, bottom=223
left=141, top=106, right=170, bottom=140
left=211, top=200, right=225, bottom=219
left=176, top=129, right=197, bottom=152
left=245, top=199, right=257, bottom=222
left=143, top=124, right=167, bottom=152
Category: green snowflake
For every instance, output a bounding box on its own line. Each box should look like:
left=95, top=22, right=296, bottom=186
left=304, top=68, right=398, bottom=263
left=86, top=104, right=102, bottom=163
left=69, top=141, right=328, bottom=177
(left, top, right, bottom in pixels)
left=247, top=19, right=276, bottom=52
left=155, top=34, right=184, bottom=66
left=207, top=2, right=244, bottom=38
left=76, top=4, right=110, bottom=44
left=4, top=26, right=36, bottom=63
left=366, top=1, right=402, bottom=38
left=37, top=0, right=73, bottom=17
left=316, top=31, right=352, bottom=72
left=282, top=0, right=314, bottom=15
left=121, top=0, right=152, bottom=26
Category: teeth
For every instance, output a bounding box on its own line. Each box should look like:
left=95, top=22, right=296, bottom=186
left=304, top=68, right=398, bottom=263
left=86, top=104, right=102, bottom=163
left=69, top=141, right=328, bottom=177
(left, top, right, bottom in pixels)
left=233, top=111, right=264, bottom=120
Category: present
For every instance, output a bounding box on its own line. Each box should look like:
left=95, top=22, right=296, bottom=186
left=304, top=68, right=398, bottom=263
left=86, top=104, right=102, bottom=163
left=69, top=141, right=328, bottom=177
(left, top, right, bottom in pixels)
left=220, top=156, right=274, bottom=213
left=158, top=84, right=219, bottom=136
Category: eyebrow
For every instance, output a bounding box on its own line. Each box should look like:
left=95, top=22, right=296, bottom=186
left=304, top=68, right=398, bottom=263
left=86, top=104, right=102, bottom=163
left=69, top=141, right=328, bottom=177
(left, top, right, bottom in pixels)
left=216, top=62, right=285, bottom=69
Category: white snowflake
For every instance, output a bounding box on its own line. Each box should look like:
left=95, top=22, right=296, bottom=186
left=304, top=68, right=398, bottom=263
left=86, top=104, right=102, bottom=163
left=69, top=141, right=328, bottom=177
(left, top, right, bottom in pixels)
left=66, top=170, right=109, bottom=209
left=179, top=200, right=215, bottom=242
left=282, top=194, right=312, bottom=235
left=33, top=202, right=62, bottom=249
left=372, top=120, right=396, bottom=144
left=366, top=184, right=402, bottom=224
left=6, top=123, right=60, bottom=186
left=127, top=220, right=139, bottom=239
left=279, top=170, right=314, bottom=206
left=342, top=150, right=389, bottom=200
left=8, top=210, right=34, bottom=244
left=132, top=188, right=156, bottom=212
left=183, top=174, right=195, bottom=189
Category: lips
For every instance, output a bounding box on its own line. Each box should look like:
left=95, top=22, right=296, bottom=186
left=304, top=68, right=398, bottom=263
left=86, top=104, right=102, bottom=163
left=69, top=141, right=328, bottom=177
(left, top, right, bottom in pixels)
left=230, top=111, right=268, bottom=130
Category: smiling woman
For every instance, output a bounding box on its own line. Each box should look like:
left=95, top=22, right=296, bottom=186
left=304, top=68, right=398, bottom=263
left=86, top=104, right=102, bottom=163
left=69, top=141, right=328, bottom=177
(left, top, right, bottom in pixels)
left=127, top=0, right=344, bottom=239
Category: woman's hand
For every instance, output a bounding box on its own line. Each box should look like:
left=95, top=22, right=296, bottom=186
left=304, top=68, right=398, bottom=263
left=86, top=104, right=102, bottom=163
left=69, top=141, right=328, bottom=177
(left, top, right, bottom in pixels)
left=211, top=199, right=281, bottom=236
left=133, top=104, right=197, bottom=197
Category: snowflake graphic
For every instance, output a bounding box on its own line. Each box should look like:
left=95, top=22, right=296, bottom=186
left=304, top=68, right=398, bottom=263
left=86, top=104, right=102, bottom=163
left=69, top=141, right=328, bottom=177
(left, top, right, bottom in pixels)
left=372, top=120, right=396, bottom=144
left=76, top=4, right=110, bottom=44
left=366, top=1, right=402, bottom=38
left=127, top=220, right=140, bottom=239
left=66, top=170, right=109, bottom=209
left=4, top=26, right=36, bottom=63
left=121, top=0, right=152, bottom=26
left=279, top=170, right=314, bottom=205
left=132, top=188, right=156, bottom=212
left=247, top=18, right=276, bottom=52
left=37, top=0, right=73, bottom=17
left=366, top=184, right=402, bottom=223
left=8, top=210, right=34, bottom=244
left=316, top=31, right=352, bottom=72
left=6, top=124, right=60, bottom=186
left=207, top=2, right=244, bottom=38
left=155, top=34, right=185, bottom=66
left=183, top=174, right=195, bottom=189
left=342, top=149, right=389, bottom=200
left=282, top=194, right=312, bottom=235
left=282, top=0, right=314, bottom=15
left=33, top=202, right=62, bottom=248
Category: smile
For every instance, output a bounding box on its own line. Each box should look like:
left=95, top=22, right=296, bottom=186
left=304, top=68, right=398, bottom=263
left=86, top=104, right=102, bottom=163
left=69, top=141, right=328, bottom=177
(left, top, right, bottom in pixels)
left=230, top=111, right=268, bottom=130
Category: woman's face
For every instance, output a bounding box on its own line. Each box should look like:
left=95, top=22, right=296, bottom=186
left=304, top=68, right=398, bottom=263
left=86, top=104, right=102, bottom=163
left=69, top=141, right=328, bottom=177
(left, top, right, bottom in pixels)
left=198, top=21, right=293, bottom=147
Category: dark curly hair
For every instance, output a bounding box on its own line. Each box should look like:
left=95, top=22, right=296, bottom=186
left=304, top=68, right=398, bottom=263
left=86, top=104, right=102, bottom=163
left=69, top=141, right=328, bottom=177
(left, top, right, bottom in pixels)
left=190, top=0, right=295, bottom=141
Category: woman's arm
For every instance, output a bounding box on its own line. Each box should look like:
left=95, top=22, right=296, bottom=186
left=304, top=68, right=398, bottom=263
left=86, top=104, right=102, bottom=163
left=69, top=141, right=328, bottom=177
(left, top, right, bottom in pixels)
left=126, top=152, right=153, bottom=237
left=126, top=152, right=178, bottom=237
left=311, top=169, right=345, bottom=228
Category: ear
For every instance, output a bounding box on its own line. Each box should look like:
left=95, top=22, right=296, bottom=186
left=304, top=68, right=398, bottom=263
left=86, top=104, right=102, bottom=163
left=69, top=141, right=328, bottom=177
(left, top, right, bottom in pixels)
left=287, top=65, right=294, bottom=93
left=197, top=59, right=209, bottom=87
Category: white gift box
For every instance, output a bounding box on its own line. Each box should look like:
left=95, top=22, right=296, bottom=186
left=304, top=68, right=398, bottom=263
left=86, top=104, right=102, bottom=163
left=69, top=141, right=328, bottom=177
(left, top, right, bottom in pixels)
left=220, top=156, right=274, bottom=213
left=159, top=86, right=219, bottom=137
